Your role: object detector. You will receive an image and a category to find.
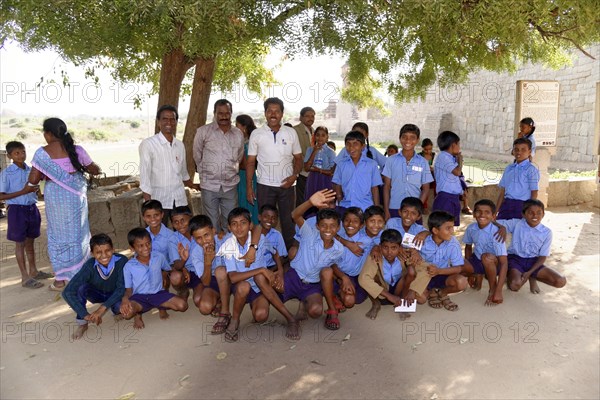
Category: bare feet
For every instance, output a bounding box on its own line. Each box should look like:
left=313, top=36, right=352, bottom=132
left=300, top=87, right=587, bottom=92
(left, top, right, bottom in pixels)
left=159, top=309, right=170, bottom=320
left=469, top=275, right=483, bottom=290
left=133, top=314, right=145, bottom=330
left=294, top=302, right=308, bottom=322
left=485, top=293, right=498, bottom=307
left=72, top=324, right=88, bottom=340
left=529, top=277, right=541, bottom=294
left=114, top=314, right=124, bottom=322
left=285, top=320, right=301, bottom=340
left=365, top=300, right=381, bottom=320
left=398, top=312, right=411, bottom=320
left=491, top=289, right=503, bottom=304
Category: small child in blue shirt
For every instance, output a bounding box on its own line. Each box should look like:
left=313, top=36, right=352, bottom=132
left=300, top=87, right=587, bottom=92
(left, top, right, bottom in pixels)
left=0, top=141, right=51, bottom=288
left=432, top=131, right=464, bottom=226
left=286, top=190, right=344, bottom=330
left=382, top=124, right=433, bottom=220
left=188, top=215, right=230, bottom=335
left=419, top=211, right=468, bottom=311
left=462, top=199, right=508, bottom=306
left=332, top=131, right=383, bottom=212
left=120, top=228, right=188, bottom=329
left=496, top=138, right=540, bottom=220
left=497, top=199, right=566, bottom=294
left=304, top=126, right=336, bottom=200
left=219, top=207, right=299, bottom=342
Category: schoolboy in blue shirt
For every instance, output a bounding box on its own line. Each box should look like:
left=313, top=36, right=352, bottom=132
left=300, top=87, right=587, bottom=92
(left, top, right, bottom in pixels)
left=332, top=131, right=383, bottom=212
left=285, top=189, right=344, bottom=329
left=63, top=234, right=127, bottom=340
left=497, top=199, right=566, bottom=294
left=462, top=199, right=508, bottom=306
left=496, top=138, right=540, bottom=220
left=188, top=215, right=231, bottom=335
left=252, top=204, right=288, bottom=269
left=0, top=141, right=51, bottom=288
left=418, top=211, right=468, bottom=311
left=382, top=124, right=433, bottom=220
left=334, top=122, right=387, bottom=171
left=219, top=207, right=299, bottom=342
left=120, top=228, right=188, bottom=330
left=432, top=131, right=464, bottom=226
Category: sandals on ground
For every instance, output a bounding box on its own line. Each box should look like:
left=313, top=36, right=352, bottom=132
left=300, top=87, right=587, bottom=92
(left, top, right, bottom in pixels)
left=211, top=313, right=231, bottom=335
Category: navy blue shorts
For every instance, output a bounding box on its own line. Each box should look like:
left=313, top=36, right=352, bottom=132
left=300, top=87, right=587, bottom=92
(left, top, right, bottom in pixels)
left=280, top=268, right=322, bottom=302
left=508, top=254, right=545, bottom=278
left=427, top=274, right=449, bottom=290
left=333, top=274, right=368, bottom=305
left=232, top=282, right=263, bottom=304
left=469, top=254, right=486, bottom=275
left=7, top=204, right=41, bottom=242
left=432, top=192, right=460, bottom=226
left=187, top=271, right=202, bottom=289
left=497, top=198, right=524, bottom=220
left=129, top=290, right=175, bottom=314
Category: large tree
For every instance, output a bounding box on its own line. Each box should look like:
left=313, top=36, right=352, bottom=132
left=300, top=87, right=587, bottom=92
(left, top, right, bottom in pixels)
left=2, top=0, right=598, bottom=175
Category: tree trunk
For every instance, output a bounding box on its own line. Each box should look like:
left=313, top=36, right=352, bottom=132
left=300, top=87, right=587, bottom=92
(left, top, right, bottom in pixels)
left=156, top=47, right=194, bottom=133
left=183, top=57, right=216, bottom=179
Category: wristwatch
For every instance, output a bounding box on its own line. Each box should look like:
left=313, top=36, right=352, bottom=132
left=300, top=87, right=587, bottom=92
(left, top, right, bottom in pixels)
left=249, top=244, right=258, bottom=250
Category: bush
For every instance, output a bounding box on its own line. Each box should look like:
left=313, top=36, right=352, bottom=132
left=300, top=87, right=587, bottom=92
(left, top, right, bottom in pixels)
left=88, top=130, right=109, bottom=141
left=129, top=121, right=140, bottom=129
left=10, top=122, right=25, bottom=128
left=16, top=130, right=30, bottom=140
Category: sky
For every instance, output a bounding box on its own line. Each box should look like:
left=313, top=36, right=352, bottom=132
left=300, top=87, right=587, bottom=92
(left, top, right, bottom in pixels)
left=0, top=42, right=346, bottom=118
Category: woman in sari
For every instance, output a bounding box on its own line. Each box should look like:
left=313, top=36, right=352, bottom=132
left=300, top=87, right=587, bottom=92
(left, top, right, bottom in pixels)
left=235, top=114, right=259, bottom=225
left=24, top=118, right=101, bottom=291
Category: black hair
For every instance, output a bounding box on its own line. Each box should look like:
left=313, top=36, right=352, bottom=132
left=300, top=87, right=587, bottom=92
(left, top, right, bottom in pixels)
left=141, top=199, right=163, bottom=214
left=421, top=138, right=433, bottom=147
left=227, top=207, right=252, bottom=225
left=474, top=199, right=497, bottom=215
left=523, top=199, right=545, bottom=214
left=400, top=197, right=424, bottom=215
left=384, top=144, right=398, bottom=156
left=343, top=207, right=364, bottom=223
left=127, top=227, right=151, bottom=247
left=43, top=118, right=87, bottom=174
left=314, top=126, right=329, bottom=136
left=300, top=107, right=315, bottom=116
left=427, top=211, right=455, bottom=232
left=5, top=141, right=25, bottom=154
left=437, top=131, right=460, bottom=151
left=283, top=122, right=293, bottom=127
left=170, top=206, right=192, bottom=220
left=316, top=208, right=340, bottom=224
left=89, top=233, right=114, bottom=251
left=264, top=97, right=284, bottom=112
left=235, top=114, right=257, bottom=137
left=513, top=137, right=532, bottom=150
left=259, top=204, right=278, bottom=214
left=213, top=99, right=232, bottom=113
left=380, top=229, right=403, bottom=245
left=399, top=124, right=420, bottom=139
left=519, top=117, right=536, bottom=137
left=352, top=122, right=373, bottom=159
left=364, top=205, right=385, bottom=220
left=156, top=104, right=179, bottom=121
left=344, top=130, right=366, bottom=145
left=327, top=141, right=336, bottom=151
left=189, top=215, right=214, bottom=234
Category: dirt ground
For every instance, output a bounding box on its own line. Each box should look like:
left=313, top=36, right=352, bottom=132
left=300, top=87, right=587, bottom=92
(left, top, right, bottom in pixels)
left=1, top=203, right=598, bottom=400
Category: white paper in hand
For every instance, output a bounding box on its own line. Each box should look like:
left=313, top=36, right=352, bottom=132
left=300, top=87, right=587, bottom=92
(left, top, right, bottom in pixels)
left=402, top=233, right=422, bottom=250
left=394, top=299, right=417, bottom=313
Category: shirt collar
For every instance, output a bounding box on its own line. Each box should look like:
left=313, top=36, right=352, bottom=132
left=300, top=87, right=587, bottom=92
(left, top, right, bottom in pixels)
left=95, top=255, right=117, bottom=275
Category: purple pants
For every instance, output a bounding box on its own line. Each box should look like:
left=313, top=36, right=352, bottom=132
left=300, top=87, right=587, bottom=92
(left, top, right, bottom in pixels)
left=129, top=290, right=175, bottom=314
left=432, top=191, right=460, bottom=226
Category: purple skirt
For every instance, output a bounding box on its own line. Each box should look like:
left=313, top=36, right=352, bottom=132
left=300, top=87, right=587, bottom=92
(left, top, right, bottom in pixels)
left=305, top=172, right=333, bottom=201
left=497, top=198, right=524, bottom=220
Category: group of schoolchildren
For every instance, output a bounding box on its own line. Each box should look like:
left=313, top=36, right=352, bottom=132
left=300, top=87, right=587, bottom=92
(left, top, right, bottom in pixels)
left=1, top=117, right=567, bottom=342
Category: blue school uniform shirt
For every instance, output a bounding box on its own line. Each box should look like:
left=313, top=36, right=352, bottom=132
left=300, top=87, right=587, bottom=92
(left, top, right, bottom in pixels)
left=335, top=146, right=387, bottom=170
left=146, top=224, right=180, bottom=271
left=419, top=236, right=464, bottom=268
left=338, top=230, right=374, bottom=276
left=173, top=231, right=194, bottom=269
left=189, top=234, right=227, bottom=276
left=291, top=222, right=344, bottom=283
left=218, top=235, right=262, bottom=293
left=294, top=216, right=316, bottom=242
left=256, top=228, right=288, bottom=267
left=499, top=160, right=540, bottom=201
left=304, top=146, right=336, bottom=170
left=463, top=222, right=508, bottom=259
left=434, top=151, right=463, bottom=195
left=123, top=253, right=169, bottom=295
left=360, top=228, right=382, bottom=245
left=385, top=219, right=426, bottom=237
left=497, top=219, right=552, bottom=258
left=382, top=152, right=433, bottom=209
left=0, top=163, right=38, bottom=205
left=332, top=154, right=383, bottom=210
left=526, top=135, right=536, bottom=156
left=382, top=257, right=403, bottom=287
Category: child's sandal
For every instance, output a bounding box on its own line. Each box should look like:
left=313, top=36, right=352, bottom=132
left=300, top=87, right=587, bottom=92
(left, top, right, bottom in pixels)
left=428, top=289, right=443, bottom=309
left=211, top=313, right=231, bottom=335
left=324, top=309, right=340, bottom=330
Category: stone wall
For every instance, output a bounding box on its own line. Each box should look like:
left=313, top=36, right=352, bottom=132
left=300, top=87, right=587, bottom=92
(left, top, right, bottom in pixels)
left=355, top=45, right=599, bottom=171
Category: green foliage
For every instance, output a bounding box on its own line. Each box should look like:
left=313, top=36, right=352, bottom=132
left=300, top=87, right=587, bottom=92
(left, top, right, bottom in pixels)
left=129, top=121, right=140, bottom=129
left=16, top=130, right=29, bottom=140
left=549, top=169, right=597, bottom=180
left=88, top=129, right=109, bottom=141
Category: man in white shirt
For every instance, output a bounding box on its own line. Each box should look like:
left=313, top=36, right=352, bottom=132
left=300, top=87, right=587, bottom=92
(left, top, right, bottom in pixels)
left=293, top=106, right=315, bottom=207
left=139, top=105, right=197, bottom=223
left=246, top=97, right=303, bottom=248
left=193, top=99, right=244, bottom=233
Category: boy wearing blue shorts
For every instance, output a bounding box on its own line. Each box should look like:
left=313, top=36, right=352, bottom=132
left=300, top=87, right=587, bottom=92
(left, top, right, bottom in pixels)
left=432, top=131, right=464, bottom=226
left=168, top=206, right=202, bottom=301
left=62, top=234, right=128, bottom=340
left=462, top=199, right=508, bottom=306
left=0, top=141, right=51, bottom=288
left=497, top=199, right=566, bottom=294
left=120, top=228, right=188, bottom=329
